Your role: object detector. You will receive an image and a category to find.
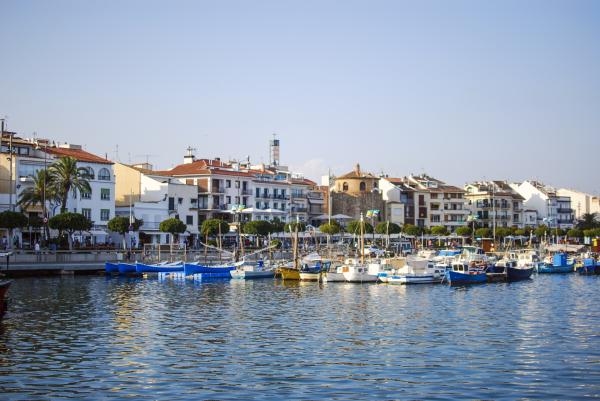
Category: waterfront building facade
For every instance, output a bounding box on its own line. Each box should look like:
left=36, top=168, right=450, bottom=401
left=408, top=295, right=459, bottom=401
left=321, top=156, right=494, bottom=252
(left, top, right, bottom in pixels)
left=464, top=181, right=525, bottom=228
left=510, top=180, right=574, bottom=229
left=556, top=188, right=600, bottom=220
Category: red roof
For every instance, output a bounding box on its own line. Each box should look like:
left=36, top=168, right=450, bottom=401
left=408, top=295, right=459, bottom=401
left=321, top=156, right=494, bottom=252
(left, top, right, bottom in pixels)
left=154, top=160, right=256, bottom=177
left=46, top=147, right=113, bottom=165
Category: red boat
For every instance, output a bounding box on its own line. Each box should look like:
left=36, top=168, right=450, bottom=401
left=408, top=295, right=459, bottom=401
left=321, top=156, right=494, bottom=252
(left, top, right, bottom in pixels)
left=0, top=280, right=11, bottom=320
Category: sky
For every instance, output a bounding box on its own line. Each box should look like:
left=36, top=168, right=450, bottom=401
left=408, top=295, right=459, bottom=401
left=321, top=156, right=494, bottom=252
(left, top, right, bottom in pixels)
left=1, top=0, right=599, bottom=193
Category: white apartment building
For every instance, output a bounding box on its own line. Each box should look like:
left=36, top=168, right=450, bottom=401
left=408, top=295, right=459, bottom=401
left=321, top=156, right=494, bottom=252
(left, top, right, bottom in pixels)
left=464, top=181, right=525, bottom=228
left=510, top=181, right=574, bottom=229
left=557, top=188, right=600, bottom=220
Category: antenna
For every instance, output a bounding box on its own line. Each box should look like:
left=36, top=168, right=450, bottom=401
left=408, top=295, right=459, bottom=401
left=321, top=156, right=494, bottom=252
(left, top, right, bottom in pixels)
left=135, top=154, right=157, bottom=165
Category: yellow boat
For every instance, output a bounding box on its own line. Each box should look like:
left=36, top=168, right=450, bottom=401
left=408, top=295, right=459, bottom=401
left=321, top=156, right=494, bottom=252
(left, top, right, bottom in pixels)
left=279, top=266, right=301, bottom=280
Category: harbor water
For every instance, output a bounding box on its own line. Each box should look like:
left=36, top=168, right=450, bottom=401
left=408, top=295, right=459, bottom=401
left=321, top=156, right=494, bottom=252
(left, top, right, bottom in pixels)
left=1, top=274, right=600, bottom=400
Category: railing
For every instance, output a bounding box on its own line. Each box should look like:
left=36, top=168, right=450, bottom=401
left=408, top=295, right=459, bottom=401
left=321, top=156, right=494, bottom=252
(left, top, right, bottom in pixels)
left=557, top=208, right=572, bottom=214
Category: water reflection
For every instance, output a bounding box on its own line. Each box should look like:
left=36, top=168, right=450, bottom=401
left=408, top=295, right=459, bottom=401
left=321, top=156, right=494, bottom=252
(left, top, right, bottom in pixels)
left=1, top=275, right=600, bottom=399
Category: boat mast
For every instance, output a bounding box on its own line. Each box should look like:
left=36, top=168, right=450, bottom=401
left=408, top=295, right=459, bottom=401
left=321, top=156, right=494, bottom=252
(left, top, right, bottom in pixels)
left=293, top=215, right=299, bottom=269
left=360, top=212, right=365, bottom=265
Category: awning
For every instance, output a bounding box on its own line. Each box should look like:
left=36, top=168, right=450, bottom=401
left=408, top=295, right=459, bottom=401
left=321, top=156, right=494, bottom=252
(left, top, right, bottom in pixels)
left=332, top=214, right=352, bottom=220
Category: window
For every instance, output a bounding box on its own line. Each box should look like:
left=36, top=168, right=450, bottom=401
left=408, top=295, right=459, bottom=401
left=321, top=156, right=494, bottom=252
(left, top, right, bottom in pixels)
left=359, top=182, right=366, bottom=191
left=168, top=197, right=175, bottom=210
left=256, top=188, right=260, bottom=197
left=82, top=208, right=91, bottom=220
left=226, top=180, right=231, bottom=188
left=81, top=189, right=92, bottom=199
left=256, top=201, right=260, bottom=208
left=274, top=202, right=278, bottom=209
left=84, top=167, right=95, bottom=180
left=98, top=168, right=110, bottom=181
left=226, top=196, right=231, bottom=204
left=242, top=181, right=247, bottom=190
left=100, top=188, right=110, bottom=200
left=101, top=209, right=110, bottom=221
left=186, top=215, right=193, bottom=225
left=430, top=193, right=438, bottom=199
left=178, top=197, right=183, bottom=205
left=342, top=182, right=349, bottom=191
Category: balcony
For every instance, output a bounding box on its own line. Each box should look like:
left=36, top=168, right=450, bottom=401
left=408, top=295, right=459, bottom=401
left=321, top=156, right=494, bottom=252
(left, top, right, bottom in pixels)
left=557, top=208, right=572, bottom=214
left=292, top=207, right=308, bottom=213
left=241, top=189, right=253, bottom=196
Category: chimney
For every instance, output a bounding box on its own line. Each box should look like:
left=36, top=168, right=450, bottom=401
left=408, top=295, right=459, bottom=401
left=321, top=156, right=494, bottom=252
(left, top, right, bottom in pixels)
left=354, top=163, right=361, bottom=175
left=183, top=146, right=196, bottom=164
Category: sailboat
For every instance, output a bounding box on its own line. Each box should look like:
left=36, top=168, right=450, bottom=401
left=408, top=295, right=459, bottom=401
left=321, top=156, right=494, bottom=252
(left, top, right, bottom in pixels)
left=342, top=213, right=378, bottom=283
left=279, top=218, right=301, bottom=280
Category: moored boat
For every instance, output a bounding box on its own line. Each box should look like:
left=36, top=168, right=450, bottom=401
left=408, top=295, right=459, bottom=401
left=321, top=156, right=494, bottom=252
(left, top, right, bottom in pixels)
left=341, top=263, right=378, bottom=283
left=183, top=262, right=239, bottom=276
left=231, top=262, right=275, bottom=279
left=445, top=261, right=487, bottom=285
left=117, top=262, right=137, bottom=274
left=321, top=264, right=346, bottom=282
left=105, top=262, right=119, bottom=273
left=537, top=253, right=574, bottom=274
left=388, top=259, right=444, bottom=285
left=0, top=280, right=11, bottom=320
left=135, top=262, right=184, bottom=273
left=576, top=258, right=598, bottom=275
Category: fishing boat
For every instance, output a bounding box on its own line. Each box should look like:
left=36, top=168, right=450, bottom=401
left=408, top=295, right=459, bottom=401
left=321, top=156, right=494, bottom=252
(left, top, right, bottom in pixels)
left=183, top=262, right=241, bottom=276
left=0, top=280, right=11, bottom=320
left=105, top=262, right=119, bottom=273
left=341, top=213, right=378, bottom=283
left=279, top=217, right=302, bottom=281
left=231, top=267, right=275, bottom=279
left=117, top=262, right=137, bottom=274
left=494, top=258, right=534, bottom=282
left=537, top=253, right=574, bottom=274
left=321, top=264, right=346, bottom=282
left=388, top=259, right=444, bottom=285
left=576, top=258, right=597, bottom=275
left=445, top=261, right=487, bottom=285
left=135, top=262, right=184, bottom=273
left=299, top=261, right=330, bottom=281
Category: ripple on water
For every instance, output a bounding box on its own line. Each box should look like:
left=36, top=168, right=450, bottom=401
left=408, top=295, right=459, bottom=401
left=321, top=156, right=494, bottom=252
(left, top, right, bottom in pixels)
left=1, top=275, right=600, bottom=400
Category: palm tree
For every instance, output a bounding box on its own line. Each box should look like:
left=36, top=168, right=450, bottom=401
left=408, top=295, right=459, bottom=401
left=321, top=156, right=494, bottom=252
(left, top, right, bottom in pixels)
left=48, top=156, right=92, bottom=213
left=577, top=212, right=599, bottom=230
left=17, top=169, right=59, bottom=243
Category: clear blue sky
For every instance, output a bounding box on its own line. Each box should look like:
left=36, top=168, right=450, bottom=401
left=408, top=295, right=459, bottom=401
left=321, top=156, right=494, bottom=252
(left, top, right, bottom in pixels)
left=2, top=0, right=599, bottom=192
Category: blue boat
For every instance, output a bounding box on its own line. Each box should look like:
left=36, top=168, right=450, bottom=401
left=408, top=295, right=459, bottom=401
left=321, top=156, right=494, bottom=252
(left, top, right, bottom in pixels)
left=537, top=253, right=574, bottom=274
left=135, top=262, right=184, bottom=273
left=183, top=263, right=238, bottom=276
left=445, top=262, right=487, bottom=285
left=506, top=265, right=534, bottom=281
left=577, top=258, right=597, bottom=275
left=118, top=263, right=137, bottom=274
left=105, top=262, right=119, bottom=273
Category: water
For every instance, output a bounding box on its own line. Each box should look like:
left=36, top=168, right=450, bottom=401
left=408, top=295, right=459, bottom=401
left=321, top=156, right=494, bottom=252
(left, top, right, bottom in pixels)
left=1, top=275, right=600, bottom=400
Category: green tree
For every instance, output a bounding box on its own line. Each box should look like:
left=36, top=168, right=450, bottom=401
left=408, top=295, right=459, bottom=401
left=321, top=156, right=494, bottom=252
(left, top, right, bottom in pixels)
left=430, top=225, right=448, bottom=236
left=534, top=225, right=550, bottom=238
left=284, top=221, right=306, bottom=233
left=48, top=212, right=92, bottom=250
left=514, top=229, right=527, bottom=236
left=577, top=213, right=599, bottom=230
left=319, top=221, right=341, bottom=236
left=107, top=216, right=143, bottom=249
left=243, top=220, right=274, bottom=237
left=495, top=227, right=512, bottom=239
left=270, top=218, right=285, bottom=233
left=346, top=220, right=373, bottom=235
left=402, top=224, right=421, bottom=236
left=0, top=211, right=28, bottom=249
left=455, top=226, right=472, bottom=236
left=475, top=227, right=491, bottom=238
left=159, top=218, right=187, bottom=243
left=48, top=156, right=92, bottom=213
left=567, top=228, right=583, bottom=239
left=200, top=219, right=230, bottom=238
left=375, top=222, right=401, bottom=235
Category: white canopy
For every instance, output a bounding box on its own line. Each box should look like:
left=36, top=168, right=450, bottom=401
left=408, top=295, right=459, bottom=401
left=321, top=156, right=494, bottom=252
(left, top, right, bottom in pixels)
left=332, top=214, right=352, bottom=220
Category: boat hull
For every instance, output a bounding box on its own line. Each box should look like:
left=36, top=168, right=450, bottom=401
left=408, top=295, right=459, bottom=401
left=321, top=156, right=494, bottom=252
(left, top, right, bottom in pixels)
left=388, top=274, right=441, bottom=285
left=342, top=272, right=378, bottom=283
left=183, top=263, right=237, bottom=276
left=279, top=267, right=301, bottom=280
left=231, top=270, right=275, bottom=279
left=506, top=266, right=534, bottom=281
left=445, top=270, right=486, bottom=285
left=0, top=280, right=11, bottom=320
left=299, top=272, right=321, bottom=281
left=321, top=272, right=345, bottom=282
left=117, top=263, right=137, bottom=274
left=135, top=263, right=184, bottom=273
left=577, top=265, right=598, bottom=275
left=105, top=262, right=119, bottom=273
left=537, top=264, right=574, bottom=274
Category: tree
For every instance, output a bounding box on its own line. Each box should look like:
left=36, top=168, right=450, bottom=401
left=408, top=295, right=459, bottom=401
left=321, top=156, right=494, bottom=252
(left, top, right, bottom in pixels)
left=583, top=228, right=600, bottom=238
left=319, top=221, right=341, bottom=236
left=555, top=228, right=566, bottom=237
left=375, top=222, right=401, bottom=235
left=567, top=228, right=583, bottom=239
left=514, top=229, right=527, bottom=236
left=495, top=227, right=512, bottom=239
left=0, top=211, right=28, bottom=249
left=577, top=213, right=599, bottom=230
left=346, top=220, right=373, bottom=234
left=534, top=225, right=550, bottom=238
left=402, top=224, right=421, bottom=236
left=270, top=218, right=285, bottom=233
left=243, top=220, right=274, bottom=237
left=48, top=156, right=92, bottom=213
left=200, top=219, right=230, bottom=238
left=475, top=228, right=491, bottom=238
left=48, top=212, right=92, bottom=250
left=430, top=226, right=448, bottom=236
left=284, top=221, right=306, bottom=233
left=107, top=216, right=143, bottom=249
left=159, top=218, right=187, bottom=250
left=455, top=226, right=472, bottom=236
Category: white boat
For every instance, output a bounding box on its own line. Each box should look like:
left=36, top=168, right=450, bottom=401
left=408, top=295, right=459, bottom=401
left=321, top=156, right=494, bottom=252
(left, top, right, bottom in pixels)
left=341, top=263, right=378, bottom=283
left=230, top=263, right=275, bottom=279
left=388, top=258, right=444, bottom=285
left=321, top=264, right=346, bottom=282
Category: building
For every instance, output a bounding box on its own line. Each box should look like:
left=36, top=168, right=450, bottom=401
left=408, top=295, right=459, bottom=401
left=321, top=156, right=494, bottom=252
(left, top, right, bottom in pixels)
left=380, top=174, right=468, bottom=232
left=464, top=181, right=525, bottom=228
left=331, top=164, right=385, bottom=223
left=556, top=188, right=600, bottom=220
left=114, top=162, right=199, bottom=245
left=510, top=181, right=574, bottom=229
